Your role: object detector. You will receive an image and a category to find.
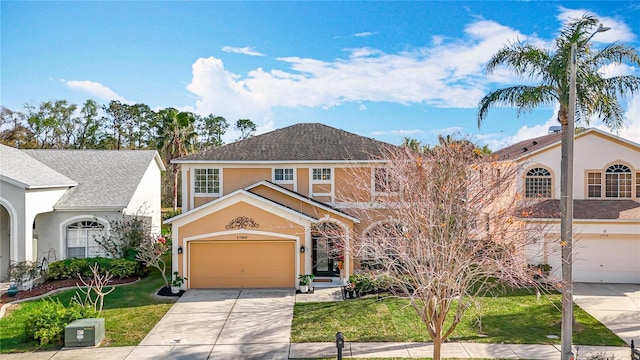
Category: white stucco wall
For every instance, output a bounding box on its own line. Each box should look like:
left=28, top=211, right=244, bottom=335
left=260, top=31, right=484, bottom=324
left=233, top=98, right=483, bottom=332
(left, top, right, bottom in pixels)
left=125, top=158, right=163, bottom=234
left=518, top=132, right=640, bottom=200
left=33, top=210, right=120, bottom=263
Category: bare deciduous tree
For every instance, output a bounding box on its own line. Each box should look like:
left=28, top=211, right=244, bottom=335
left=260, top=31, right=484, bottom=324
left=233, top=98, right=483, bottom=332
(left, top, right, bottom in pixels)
left=72, top=263, right=116, bottom=315
left=136, top=236, right=170, bottom=288
left=338, top=142, right=546, bottom=360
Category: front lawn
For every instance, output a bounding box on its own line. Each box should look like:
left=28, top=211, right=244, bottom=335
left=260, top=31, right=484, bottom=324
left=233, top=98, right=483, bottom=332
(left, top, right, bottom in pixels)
left=0, top=270, right=176, bottom=353
left=292, top=288, right=625, bottom=346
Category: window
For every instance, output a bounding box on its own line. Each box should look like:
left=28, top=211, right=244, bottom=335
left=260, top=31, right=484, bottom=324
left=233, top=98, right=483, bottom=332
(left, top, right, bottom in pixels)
left=274, top=168, right=294, bottom=182
left=312, top=168, right=331, bottom=181
left=588, top=172, right=602, bottom=198
left=66, top=220, right=105, bottom=259
left=524, top=167, right=552, bottom=198
left=374, top=168, right=397, bottom=193
left=194, top=168, right=220, bottom=195
left=605, top=164, right=632, bottom=198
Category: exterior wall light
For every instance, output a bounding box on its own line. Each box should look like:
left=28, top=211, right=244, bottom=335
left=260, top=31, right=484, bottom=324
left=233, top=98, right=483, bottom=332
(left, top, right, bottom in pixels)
left=177, top=246, right=183, bottom=254
left=300, top=245, right=306, bottom=253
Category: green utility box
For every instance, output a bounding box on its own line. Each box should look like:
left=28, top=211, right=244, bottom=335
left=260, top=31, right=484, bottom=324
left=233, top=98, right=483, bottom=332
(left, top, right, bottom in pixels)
left=64, top=318, right=105, bottom=347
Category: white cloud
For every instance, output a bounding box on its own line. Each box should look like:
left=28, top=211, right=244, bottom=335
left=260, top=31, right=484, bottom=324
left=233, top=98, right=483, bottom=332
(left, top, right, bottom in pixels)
left=557, top=7, right=635, bottom=43
left=353, top=32, right=375, bottom=38
left=186, top=19, right=525, bottom=120
left=222, top=46, right=265, bottom=57
left=64, top=80, right=132, bottom=104
left=359, top=104, right=367, bottom=111
left=371, top=129, right=425, bottom=136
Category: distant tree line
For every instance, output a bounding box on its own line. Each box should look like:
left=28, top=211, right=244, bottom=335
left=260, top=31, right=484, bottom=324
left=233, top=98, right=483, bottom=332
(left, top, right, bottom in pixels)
left=1, top=100, right=257, bottom=208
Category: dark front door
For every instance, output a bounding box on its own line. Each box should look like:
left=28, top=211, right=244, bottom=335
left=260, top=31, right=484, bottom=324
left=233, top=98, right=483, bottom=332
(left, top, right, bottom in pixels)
left=312, top=237, right=341, bottom=277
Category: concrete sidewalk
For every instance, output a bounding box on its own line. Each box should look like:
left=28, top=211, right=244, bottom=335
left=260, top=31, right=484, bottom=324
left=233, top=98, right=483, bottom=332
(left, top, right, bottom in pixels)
left=0, top=342, right=632, bottom=359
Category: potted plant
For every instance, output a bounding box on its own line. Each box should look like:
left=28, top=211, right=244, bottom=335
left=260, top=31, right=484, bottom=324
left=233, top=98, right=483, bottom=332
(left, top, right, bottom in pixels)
left=298, top=274, right=315, bottom=293
left=171, top=271, right=187, bottom=294
left=7, top=283, right=19, bottom=297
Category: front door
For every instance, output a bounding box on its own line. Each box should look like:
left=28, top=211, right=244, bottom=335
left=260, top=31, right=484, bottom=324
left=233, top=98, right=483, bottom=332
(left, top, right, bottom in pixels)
left=312, top=236, right=341, bottom=277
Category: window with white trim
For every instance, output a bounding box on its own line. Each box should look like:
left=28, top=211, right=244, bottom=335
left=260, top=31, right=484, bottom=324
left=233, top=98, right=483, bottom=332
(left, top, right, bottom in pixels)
left=66, top=220, right=106, bottom=259
left=524, top=167, right=552, bottom=198
left=312, top=168, right=332, bottom=181
left=374, top=167, right=398, bottom=193
left=605, top=164, right=632, bottom=198
left=194, top=168, right=220, bottom=195
left=274, top=168, right=294, bottom=182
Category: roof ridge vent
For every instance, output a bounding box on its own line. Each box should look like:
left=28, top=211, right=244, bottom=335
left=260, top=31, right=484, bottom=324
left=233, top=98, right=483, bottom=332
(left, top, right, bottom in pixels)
left=522, top=147, right=528, bottom=152
left=532, top=141, right=538, bottom=145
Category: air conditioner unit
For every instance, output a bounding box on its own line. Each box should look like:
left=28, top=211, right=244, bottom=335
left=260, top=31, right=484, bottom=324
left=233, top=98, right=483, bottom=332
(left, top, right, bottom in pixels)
left=64, top=318, right=105, bottom=347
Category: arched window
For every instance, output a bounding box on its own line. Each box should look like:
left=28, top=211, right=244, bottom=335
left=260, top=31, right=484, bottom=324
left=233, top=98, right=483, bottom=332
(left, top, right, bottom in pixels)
left=605, top=164, right=632, bottom=198
left=525, top=167, right=552, bottom=198
left=66, top=220, right=105, bottom=259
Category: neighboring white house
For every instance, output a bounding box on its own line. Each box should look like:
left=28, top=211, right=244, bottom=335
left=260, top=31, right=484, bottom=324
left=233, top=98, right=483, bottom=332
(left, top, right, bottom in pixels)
left=493, top=128, right=640, bottom=284
left=0, top=145, right=165, bottom=280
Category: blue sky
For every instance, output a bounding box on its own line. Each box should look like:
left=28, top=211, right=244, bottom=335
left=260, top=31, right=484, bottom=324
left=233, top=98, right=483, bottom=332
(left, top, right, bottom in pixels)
left=2, top=1, right=639, bottom=149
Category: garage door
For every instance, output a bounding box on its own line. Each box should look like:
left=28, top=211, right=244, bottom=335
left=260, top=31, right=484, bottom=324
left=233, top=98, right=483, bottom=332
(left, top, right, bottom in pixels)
left=573, top=238, right=640, bottom=283
left=189, top=241, right=296, bottom=288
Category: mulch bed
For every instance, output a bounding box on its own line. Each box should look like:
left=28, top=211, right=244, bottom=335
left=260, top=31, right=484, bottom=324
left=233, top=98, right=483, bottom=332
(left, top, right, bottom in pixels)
left=1, top=277, right=140, bottom=303
left=156, top=286, right=184, bottom=297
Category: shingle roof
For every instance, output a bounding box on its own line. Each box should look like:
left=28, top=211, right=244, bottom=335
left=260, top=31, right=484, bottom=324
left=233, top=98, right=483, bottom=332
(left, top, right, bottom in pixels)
left=0, top=144, right=77, bottom=189
left=23, top=149, right=161, bottom=209
left=175, top=123, right=392, bottom=162
left=523, top=199, right=640, bottom=220
left=492, top=132, right=562, bottom=161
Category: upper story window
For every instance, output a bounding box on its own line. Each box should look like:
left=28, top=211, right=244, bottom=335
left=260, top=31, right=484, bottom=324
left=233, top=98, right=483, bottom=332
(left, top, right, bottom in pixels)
left=605, top=164, right=632, bottom=198
left=588, top=163, right=634, bottom=198
left=374, top=167, right=398, bottom=193
left=194, top=168, right=220, bottom=195
left=524, top=167, right=552, bottom=198
left=312, top=168, right=332, bottom=181
left=274, top=168, right=294, bottom=183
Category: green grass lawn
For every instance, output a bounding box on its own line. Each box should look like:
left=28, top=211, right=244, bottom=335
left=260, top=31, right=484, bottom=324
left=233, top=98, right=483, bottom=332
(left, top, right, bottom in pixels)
left=0, top=270, right=176, bottom=353
left=292, top=288, right=626, bottom=346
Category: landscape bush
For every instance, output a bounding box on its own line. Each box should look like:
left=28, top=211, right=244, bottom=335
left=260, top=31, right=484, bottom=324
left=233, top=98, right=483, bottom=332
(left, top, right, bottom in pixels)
left=24, top=298, right=97, bottom=345
left=349, top=272, right=392, bottom=295
left=47, top=258, right=142, bottom=280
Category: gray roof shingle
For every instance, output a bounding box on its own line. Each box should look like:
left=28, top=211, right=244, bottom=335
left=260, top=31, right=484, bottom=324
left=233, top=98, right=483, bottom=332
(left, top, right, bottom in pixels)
left=523, top=199, right=640, bottom=220
left=175, top=123, right=392, bottom=162
left=0, top=144, right=77, bottom=189
left=492, top=132, right=562, bottom=161
left=23, top=149, right=161, bottom=209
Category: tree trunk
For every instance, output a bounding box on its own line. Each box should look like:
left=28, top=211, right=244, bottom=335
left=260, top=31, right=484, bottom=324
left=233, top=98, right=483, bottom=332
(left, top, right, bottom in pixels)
left=433, top=336, right=442, bottom=360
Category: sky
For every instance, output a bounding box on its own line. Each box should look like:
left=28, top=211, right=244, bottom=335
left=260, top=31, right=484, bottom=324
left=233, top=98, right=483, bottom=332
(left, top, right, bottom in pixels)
left=2, top=1, right=640, bottom=149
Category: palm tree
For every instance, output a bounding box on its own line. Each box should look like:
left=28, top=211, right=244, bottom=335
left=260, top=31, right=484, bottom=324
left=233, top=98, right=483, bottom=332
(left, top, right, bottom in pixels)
left=478, top=14, right=640, bottom=131
left=157, top=108, right=198, bottom=211
left=477, top=14, right=640, bottom=360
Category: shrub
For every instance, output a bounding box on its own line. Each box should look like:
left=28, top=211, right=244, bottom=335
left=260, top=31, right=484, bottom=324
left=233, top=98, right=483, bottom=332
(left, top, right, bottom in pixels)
left=24, top=298, right=97, bottom=345
left=47, top=258, right=141, bottom=280
left=349, top=272, right=392, bottom=295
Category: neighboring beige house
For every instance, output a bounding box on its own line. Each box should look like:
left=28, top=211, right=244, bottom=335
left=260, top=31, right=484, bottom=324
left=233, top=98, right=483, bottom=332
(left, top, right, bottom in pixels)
left=0, top=145, right=165, bottom=281
left=493, top=128, right=640, bottom=284
left=166, top=123, right=398, bottom=290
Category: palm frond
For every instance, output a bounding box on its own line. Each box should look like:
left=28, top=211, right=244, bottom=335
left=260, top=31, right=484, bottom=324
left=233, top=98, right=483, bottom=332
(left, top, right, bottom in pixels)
left=485, top=42, right=551, bottom=80
left=477, top=85, right=557, bottom=126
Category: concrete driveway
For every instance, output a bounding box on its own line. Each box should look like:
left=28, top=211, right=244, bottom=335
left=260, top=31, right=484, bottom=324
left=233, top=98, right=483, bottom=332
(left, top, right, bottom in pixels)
left=133, top=288, right=295, bottom=359
left=574, top=282, right=640, bottom=345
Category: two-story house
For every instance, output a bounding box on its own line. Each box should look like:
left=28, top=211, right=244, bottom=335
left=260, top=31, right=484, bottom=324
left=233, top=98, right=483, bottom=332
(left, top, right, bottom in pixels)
left=166, top=123, right=398, bottom=290
left=493, top=128, right=640, bottom=284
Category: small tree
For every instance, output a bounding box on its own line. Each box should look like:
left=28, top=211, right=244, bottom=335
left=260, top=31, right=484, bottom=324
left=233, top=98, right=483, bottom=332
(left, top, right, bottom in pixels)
left=338, top=142, right=546, bottom=360
left=72, top=263, right=115, bottom=316
left=136, top=236, right=170, bottom=288
left=95, top=213, right=152, bottom=259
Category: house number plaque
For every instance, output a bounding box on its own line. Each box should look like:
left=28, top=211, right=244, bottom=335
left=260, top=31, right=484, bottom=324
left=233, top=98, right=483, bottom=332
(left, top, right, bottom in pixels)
left=225, top=216, right=259, bottom=230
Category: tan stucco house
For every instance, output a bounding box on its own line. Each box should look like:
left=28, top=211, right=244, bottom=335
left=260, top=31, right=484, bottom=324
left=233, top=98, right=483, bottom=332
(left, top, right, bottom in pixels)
left=494, top=128, right=640, bottom=284
left=166, top=123, right=399, bottom=290
left=0, top=145, right=165, bottom=281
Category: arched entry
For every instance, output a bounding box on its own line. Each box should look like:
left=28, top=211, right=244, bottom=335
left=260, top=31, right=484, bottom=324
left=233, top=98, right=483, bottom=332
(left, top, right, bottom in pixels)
left=0, top=204, right=13, bottom=280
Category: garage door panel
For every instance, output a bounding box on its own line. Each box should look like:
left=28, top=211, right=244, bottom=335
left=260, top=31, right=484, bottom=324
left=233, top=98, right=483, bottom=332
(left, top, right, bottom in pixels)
left=573, top=238, right=640, bottom=284
left=190, top=241, right=295, bottom=288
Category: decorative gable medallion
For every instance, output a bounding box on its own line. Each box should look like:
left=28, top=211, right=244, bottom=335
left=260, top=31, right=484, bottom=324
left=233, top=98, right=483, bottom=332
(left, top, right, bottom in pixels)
left=225, top=216, right=259, bottom=230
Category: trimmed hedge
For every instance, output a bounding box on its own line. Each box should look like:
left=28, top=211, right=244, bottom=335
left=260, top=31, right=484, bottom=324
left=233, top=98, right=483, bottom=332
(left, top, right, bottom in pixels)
left=348, top=272, right=393, bottom=295
left=47, top=257, right=143, bottom=280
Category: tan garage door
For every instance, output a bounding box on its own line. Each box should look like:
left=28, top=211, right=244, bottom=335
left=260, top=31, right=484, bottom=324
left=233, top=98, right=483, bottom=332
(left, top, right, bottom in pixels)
left=189, top=241, right=295, bottom=288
